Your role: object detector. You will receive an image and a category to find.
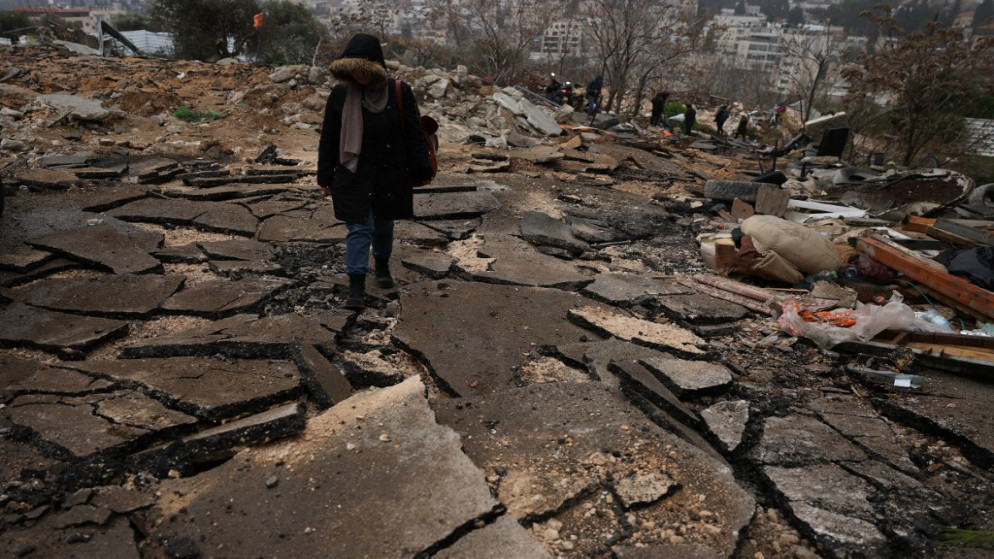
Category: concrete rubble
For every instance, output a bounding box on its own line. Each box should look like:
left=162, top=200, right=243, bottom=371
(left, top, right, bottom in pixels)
left=0, top=43, right=992, bottom=559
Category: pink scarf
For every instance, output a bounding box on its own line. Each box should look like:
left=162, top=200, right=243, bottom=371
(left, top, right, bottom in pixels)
left=340, top=82, right=389, bottom=173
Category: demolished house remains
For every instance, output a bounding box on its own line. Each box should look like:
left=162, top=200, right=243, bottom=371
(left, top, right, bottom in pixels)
left=0, top=41, right=993, bottom=559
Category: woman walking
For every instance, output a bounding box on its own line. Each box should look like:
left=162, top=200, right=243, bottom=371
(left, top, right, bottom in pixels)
left=317, top=33, right=434, bottom=309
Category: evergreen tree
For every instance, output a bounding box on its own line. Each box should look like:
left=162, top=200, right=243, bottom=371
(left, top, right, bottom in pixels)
left=150, top=0, right=261, bottom=61
left=0, top=10, right=32, bottom=39
left=254, top=0, right=328, bottom=65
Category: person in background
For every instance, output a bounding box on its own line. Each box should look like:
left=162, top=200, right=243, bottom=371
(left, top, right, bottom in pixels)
left=584, top=74, right=604, bottom=115
left=545, top=73, right=562, bottom=102
left=714, top=104, right=729, bottom=135
left=734, top=114, right=749, bottom=140
left=650, top=91, right=669, bottom=127
left=317, top=33, right=434, bottom=310
left=772, top=102, right=787, bottom=126
left=683, top=103, right=697, bottom=136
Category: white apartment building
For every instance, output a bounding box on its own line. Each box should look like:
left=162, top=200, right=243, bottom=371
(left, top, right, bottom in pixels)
left=534, top=19, right=586, bottom=57
left=713, top=14, right=783, bottom=70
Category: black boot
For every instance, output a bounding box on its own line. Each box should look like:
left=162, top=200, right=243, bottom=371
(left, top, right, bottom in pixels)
left=374, top=259, right=394, bottom=289
left=346, top=274, right=365, bottom=310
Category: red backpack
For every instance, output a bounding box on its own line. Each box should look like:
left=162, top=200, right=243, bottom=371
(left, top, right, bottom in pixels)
left=395, top=80, right=438, bottom=186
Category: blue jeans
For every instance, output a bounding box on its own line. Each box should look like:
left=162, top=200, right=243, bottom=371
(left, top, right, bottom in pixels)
left=345, top=211, right=394, bottom=275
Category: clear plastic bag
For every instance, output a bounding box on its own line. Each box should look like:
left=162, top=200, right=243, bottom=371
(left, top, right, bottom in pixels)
left=777, top=294, right=948, bottom=348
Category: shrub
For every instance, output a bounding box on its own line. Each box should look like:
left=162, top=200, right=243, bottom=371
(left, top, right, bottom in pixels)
left=173, top=106, right=226, bottom=122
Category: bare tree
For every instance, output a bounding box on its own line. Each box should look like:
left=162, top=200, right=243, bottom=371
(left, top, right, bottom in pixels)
left=400, top=35, right=455, bottom=69
left=429, top=0, right=561, bottom=85
left=843, top=8, right=994, bottom=166
left=778, top=25, right=845, bottom=121
left=581, top=0, right=708, bottom=117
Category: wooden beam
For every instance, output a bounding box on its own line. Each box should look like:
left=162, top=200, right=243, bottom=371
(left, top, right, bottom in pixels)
left=925, top=226, right=982, bottom=250
left=857, top=236, right=994, bottom=321
left=934, top=218, right=994, bottom=247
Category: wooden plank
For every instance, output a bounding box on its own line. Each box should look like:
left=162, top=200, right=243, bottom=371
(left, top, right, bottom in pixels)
left=858, top=236, right=994, bottom=321
left=675, top=277, right=772, bottom=315
left=863, top=235, right=948, bottom=271
left=834, top=338, right=994, bottom=380
left=730, top=198, right=755, bottom=220
left=925, top=226, right=982, bottom=249
left=905, top=342, right=994, bottom=361
left=755, top=185, right=790, bottom=217
left=902, top=331, right=994, bottom=349
left=934, top=218, right=994, bottom=247
left=902, top=215, right=936, bottom=234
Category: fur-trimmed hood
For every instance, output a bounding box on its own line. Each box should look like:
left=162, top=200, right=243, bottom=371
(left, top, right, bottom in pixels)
left=329, top=33, right=388, bottom=87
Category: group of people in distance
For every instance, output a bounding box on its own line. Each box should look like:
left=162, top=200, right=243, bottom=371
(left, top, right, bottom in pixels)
left=546, top=73, right=754, bottom=140
left=544, top=74, right=605, bottom=116
left=650, top=92, right=750, bottom=140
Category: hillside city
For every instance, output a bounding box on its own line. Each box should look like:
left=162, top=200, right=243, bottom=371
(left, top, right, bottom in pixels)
left=2, top=0, right=993, bottom=110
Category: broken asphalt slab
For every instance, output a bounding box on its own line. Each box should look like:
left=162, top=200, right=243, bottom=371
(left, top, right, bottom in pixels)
left=520, top=210, right=590, bottom=255
left=567, top=305, right=705, bottom=356
left=6, top=390, right=197, bottom=460
left=447, top=234, right=593, bottom=288
left=874, top=372, right=994, bottom=469
left=1, top=354, right=113, bottom=402
left=120, top=312, right=338, bottom=359
left=160, top=276, right=292, bottom=317
left=146, top=377, right=503, bottom=558
left=61, top=357, right=301, bottom=421
left=2, top=274, right=185, bottom=316
left=106, top=197, right=260, bottom=236
left=0, top=302, right=129, bottom=355
left=432, top=381, right=755, bottom=556
left=414, top=189, right=501, bottom=220
left=28, top=223, right=163, bottom=275
left=581, top=273, right=694, bottom=307
left=393, top=280, right=612, bottom=396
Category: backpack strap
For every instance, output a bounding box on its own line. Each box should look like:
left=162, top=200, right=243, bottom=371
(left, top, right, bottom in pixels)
left=395, top=79, right=405, bottom=132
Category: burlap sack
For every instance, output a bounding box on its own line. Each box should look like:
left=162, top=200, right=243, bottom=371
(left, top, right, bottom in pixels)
left=741, top=215, right=843, bottom=275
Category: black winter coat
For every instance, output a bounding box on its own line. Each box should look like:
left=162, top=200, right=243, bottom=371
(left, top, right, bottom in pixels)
left=317, top=79, right=433, bottom=224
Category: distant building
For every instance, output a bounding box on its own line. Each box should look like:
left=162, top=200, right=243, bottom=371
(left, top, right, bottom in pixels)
left=534, top=20, right=587, bottom=58
left=12, top=7, right=94, bottom=34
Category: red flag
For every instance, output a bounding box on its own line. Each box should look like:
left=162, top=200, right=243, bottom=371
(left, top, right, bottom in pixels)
left=253, top=12, right=264, bottom=29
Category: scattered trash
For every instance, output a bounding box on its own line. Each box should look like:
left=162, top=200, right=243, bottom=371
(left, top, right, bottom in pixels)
left=845, top=366, right=923, bottom=388
left=776, top=294, right=948, bottom=349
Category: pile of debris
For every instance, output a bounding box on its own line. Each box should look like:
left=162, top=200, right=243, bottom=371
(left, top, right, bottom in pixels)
left=1, top=42, right=993, bottom=559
